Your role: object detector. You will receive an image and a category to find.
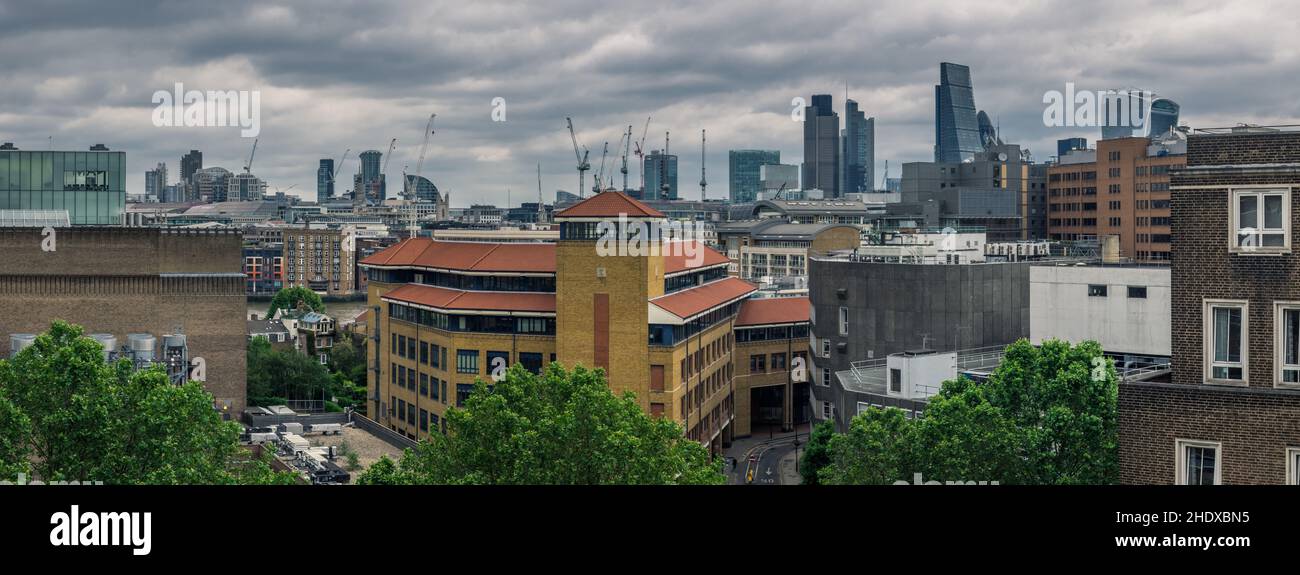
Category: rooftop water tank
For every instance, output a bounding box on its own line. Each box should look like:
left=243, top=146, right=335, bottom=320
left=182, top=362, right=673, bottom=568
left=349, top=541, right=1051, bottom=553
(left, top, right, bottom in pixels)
left=89, top=334, right=117, bottom=361
left=9, top=334, right=36, bottom=358
left=127, top=333, right=156, bottom=362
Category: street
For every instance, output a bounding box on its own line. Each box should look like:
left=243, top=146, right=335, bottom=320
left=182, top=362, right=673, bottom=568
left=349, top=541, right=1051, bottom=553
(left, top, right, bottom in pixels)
left=723, top=423, right=810, bottom=485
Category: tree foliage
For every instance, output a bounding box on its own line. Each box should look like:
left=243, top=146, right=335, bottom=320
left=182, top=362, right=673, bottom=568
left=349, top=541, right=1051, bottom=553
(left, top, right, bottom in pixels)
left=799, top=420, right=835, bottom=485
left=266, top=286, right=325, bottom=317
left=246, top=336, right=335, bottom=407
left=0, top=321, right=296, bottom=484
left=357, top=363, right=725, bottom=485
left=822, top=339, right=1118, bottom=485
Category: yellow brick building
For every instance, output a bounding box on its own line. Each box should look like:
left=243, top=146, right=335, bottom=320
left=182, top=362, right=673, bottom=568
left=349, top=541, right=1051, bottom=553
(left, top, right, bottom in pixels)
left=360, top=192, right=809, bottom=454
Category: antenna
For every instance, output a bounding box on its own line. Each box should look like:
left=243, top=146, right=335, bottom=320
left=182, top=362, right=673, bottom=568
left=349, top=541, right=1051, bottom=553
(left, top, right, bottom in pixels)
left=537, top=163, right=545, bottom=223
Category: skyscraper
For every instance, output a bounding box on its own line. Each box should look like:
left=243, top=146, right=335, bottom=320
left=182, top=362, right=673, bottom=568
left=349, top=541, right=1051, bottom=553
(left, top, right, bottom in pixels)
left=934, top=62, right=982, bottom=163
left=729, top=150, right=780, bottom=203
left=180, top=150, right=202, bottom=182
left=1147, top=98, right=1180, bottom=138
left=357, top=149, right=384, bottom=203
left=1057, top=137, right=1088, bottom=158
left=643, top=150, right=678, bottom=201
left=802, top=94, right=840, bottom=197
left=317, top=159, right=334, bottom=201
left=841, top=99, right=872, bottom=195
left=145, top=162, right=167, bottom=201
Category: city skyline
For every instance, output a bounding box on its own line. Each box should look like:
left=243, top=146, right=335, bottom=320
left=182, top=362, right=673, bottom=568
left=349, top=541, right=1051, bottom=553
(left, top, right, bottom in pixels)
left=2, top=0, right=1297, bottom=207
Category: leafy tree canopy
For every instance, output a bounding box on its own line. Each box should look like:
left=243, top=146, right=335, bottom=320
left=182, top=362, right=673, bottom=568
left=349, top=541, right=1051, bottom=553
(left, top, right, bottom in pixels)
left=266, top=286, right=325, bottom=317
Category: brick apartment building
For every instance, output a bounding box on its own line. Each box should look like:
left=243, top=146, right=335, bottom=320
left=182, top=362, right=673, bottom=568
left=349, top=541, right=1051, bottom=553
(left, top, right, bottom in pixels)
left=1119, top=128, right=1300, bottom=485
left=0, top=227, right=247, bottom=415
left=1048, top=136, right=1184, bottom=262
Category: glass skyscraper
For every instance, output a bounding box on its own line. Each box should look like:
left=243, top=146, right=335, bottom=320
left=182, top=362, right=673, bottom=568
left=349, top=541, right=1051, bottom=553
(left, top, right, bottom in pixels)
left=934, top=62, right=983, bottom=163
left=1147, top=98, right=1180, bottom=138
left=317, top=158, right=334, bottom=201
left=643, top=150, right=678, bottom=201
left=802, top=94, right=840, bottom=197
left=358, top=149, right=384, bottom=201
left=729, top=149, right=780, bottom=203
left=0, top=147, right=126, bottom=225
left=841, top=99, right=872, bottom=195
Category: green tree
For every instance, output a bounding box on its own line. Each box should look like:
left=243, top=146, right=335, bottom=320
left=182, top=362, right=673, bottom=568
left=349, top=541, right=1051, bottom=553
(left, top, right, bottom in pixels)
left=799, top=420, right=835, bottom=485
left=266, top=286, right=325, bottom=317
left=361, top=363, right=725, bottom=485
left=822, top=338, right=1118, bottom=485
left=0, top=396, right=31, bottom=479
left=0, top=321, right=296, bottom=485
left=246, top=336, right=334, bottom=406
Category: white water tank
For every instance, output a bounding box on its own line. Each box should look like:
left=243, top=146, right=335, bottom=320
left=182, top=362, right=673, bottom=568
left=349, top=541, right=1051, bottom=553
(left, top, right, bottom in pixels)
left=89, top=334, right=117, bottom=361
left=9, top=334, right=36, bottom=358
left=127, top=333, right=156, bottom=362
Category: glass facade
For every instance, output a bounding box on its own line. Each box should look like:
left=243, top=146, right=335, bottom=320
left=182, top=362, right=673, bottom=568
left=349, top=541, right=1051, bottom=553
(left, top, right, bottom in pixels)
left=643, top=150, right=678, bottom=200
left=728, top=149, right=780, bottom=203
left=934, top=62, right=982, bottom=163
left=0, top=150, right=125, bottom=225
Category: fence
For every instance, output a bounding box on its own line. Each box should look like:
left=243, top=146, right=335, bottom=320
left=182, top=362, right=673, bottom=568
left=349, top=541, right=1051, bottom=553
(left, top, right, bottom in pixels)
left=348, top=410, right=419, bottom=451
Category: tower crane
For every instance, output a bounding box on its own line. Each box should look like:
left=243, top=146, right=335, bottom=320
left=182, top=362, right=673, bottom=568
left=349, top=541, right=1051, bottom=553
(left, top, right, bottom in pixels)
left=374, top=138, right=396, bottom=203
left=620, top=125, right=632, bottom=192
left=699, top=128, right=707, bottom=200
left=329, top=148, right=350, bottom=186
left=406, top=113, right=436, bottom=237
left=594, top=141, right=609, bottom=195
left=566, top=117, right=591, bottom=198
left=244, top=137, right=258, bottom=173
left=661, top=131, right=671, bottom=198
left=633, top=116, right=651, bottom=190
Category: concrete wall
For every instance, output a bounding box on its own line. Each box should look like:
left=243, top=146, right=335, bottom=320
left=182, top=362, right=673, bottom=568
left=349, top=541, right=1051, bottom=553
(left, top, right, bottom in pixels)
left=1030, top=264, right=1171, bottom=357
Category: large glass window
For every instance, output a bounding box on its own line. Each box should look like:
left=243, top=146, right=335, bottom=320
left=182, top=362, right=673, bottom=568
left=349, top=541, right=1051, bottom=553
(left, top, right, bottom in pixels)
left=1276, top=304, right=1300, bottom=387
left=1205, top=301, right=1246, bottom=383
left=456, top=350, right=480, bottom=374
left=1177, top=440, right=1220, bottom=485
left=1232, top=189, right=1289, bottom=253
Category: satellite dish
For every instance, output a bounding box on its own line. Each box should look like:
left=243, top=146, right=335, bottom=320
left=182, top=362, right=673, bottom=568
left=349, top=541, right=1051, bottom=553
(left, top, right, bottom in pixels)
left=998, top=152, right=1008, bottom=161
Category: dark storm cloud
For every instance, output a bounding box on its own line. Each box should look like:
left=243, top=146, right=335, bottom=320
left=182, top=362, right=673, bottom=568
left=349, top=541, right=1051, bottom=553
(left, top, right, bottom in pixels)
left=0, top=0, right=1296, bottom=205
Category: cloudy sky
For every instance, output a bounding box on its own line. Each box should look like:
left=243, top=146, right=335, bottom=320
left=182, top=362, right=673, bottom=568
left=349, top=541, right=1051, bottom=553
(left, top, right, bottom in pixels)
left=2, top=0, right=1297, bottom=206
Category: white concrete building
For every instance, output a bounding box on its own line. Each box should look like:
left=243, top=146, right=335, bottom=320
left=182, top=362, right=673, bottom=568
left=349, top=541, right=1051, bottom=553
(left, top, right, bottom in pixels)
left=1030, top=263, right=1171, bottom=358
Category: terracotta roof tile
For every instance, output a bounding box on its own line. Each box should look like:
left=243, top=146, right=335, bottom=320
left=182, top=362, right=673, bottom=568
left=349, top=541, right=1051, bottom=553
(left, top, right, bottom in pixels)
left=735, top=297, right=810, bottom=327
left=662, top=242, right=730, bottom=274
left=382, top=283, right=556, bottom=314
left=650, top=277, right=755, bottom=319
left=554, top=191, right=664, bottom=218
left=360, top=238, right=556, bottom=274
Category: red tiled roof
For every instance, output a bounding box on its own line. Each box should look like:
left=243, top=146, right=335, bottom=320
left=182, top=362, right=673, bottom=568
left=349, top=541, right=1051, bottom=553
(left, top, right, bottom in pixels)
left=735, top=297, right=810, bottom=327
left=360, top=238, right=556, bottom=274
left=663, top=242, right=730, bottom=274
left=382, top=283, right=556, bottom=314
left=650, top=277, right=756, bottom=319
left=554, top=191, right=664, bottom=218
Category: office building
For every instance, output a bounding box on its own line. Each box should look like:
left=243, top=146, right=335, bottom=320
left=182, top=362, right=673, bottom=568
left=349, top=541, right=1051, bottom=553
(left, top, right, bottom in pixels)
left=643, top=149, right=678, bottom=201
left=715, top=219, right=861, bottom=281
left=1029, top=263, right=1171, bottom=360
left=317, top=159, right=334, bottom=201
left=729, top=150, right=780, bottom=203
left=1147, top=98, right=1181, bottom=138
left=243, top=242, right=285, bottom=296
left=0, top=227, right=247, bottom=415
left=1120, top=127, right=1300, bottom=485
left=181, top=150, right=203, bottom=182
left=191, top=167, right=232, bottom=203
left=1047, top=134, right=1185, bottom=262
left=227, top=172, right=266, bottom=202
left=802, top=94, right=840, bottom=197
left=895, top=143, right=1048, bottom=241
left=145, top=163, right=167, bottom=201
left=760, top=164, right=800, bottom=194
left=934, top=62, right=983, bottom=163
left=0, top=145, right=125, bottom=225
left=357, top=149, right=385, bottom=203
left=1057, top=137, right=1088, bottom=158
left=842, top=100, right=873, bottom=195
left=361, top=191, right=817, bottom=449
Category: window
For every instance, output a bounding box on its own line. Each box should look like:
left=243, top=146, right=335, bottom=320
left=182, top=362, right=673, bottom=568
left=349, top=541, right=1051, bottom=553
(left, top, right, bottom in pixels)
left=771, top=353, right=786, bottom=371
left=1289, top=447, right=1300, bottom=485
left=1175, top=439, right=1221, bottom=485
left=889, top=368, right=902, bottom=394
left=821, top=338, right=831, bottom=358
left=398, top=335, right=406, bottom=358
left=1127, top=286, right=1147, bottom=299
left=520, top=352, right=544, bottom=375
left=1275, top=303, right=1300, bottom=388
left=486, top=351, right=509, bottom=378
left=456, top=383, right=474, bottom=407
left=398, top=399, right=407, bottom=422
left=420, top=373, right=429, bottom=397
left=838, top=306, right=849, bottom=336
left=1088, top=284, right=1108, bottom=297
left=821, top=367, right=831, bottom=387
left=456, top=349, right=480, bottom=374
left=420, top=342, right=429, bottom=365
left=1231, top=188, right=1290, bottom=253
left=420, top=409, right=428, bottom=432
left=750, top=354, right=766, bottom=373
left=821, top=401, right=833, bottom=419
left=1204, top=300, right=1247, bottom=384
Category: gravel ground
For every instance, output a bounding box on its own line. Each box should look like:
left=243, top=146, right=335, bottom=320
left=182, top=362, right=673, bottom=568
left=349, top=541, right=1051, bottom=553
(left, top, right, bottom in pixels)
left=308, top=426, right=406, bottom=484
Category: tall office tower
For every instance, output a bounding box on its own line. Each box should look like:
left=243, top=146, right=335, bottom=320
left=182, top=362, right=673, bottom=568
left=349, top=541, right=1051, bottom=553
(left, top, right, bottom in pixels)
left=728, top=150, right=780, bottom=203
left=1146, top=98, right=1180, bottom=138
left=317, top=159, right=334, bottom=201
left=934, top=62, right=982, bottom=163
left=145, top=162, right=168, bottom=200
left=863, top=117, right=875, bottom=191
left=976, top=110, right=1002, bottom=149
left=358, top=149, right=384, bottom=203
left=643, top=150, right=678, bottom=200
left=802, top=94, right=840, bottom=197
left=180, top=150, right=202, bottom=182
left=1057, top=137, right=1088, bottom=158
left=841, top=99, right=872, bottom=195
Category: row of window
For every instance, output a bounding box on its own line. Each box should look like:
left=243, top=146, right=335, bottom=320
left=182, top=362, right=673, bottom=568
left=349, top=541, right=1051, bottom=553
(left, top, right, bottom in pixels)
left=1087, top=284, right=1148, bottom=298
left=1204, top=299, right=1300, bottom=387
left=1177, top=440, right=1300, bottom=485
left=391, top=397, right=445, bottom=435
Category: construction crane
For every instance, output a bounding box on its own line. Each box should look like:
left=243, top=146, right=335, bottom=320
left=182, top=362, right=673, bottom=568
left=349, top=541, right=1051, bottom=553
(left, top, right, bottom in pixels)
left=633, top=116, right=651, bottom=190
left=699, top=128, right=707, bottom=200
left=244, top=138, right=258, bottom=173
left=620, top=125, right=632, bottom=192
left=329, top=148, right=350, bottom=186
left=374, top=138, right=396, bottom=203
left=593, top=141, right=609, bottom=195
left=661, top=131, right=671, bottom=198
left=566, top=117, right=591, bottom=198
left=536, top=163, right=545, bottom=223
left=407, top=113, right=436, bottom=237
